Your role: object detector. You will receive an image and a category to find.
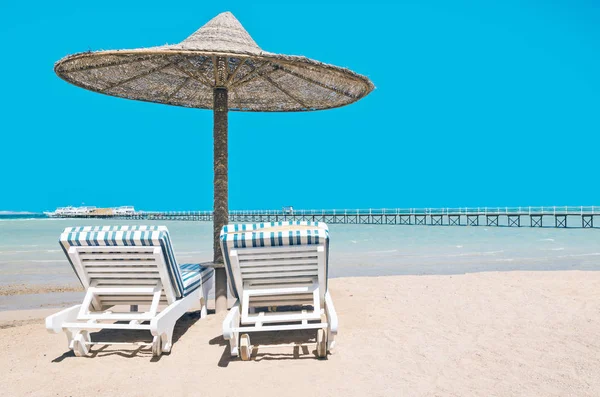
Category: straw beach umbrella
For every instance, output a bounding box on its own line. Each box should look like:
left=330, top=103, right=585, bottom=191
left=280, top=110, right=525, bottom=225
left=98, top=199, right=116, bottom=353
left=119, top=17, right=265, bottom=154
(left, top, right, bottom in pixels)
left=54, top=11, right=374, bottom=312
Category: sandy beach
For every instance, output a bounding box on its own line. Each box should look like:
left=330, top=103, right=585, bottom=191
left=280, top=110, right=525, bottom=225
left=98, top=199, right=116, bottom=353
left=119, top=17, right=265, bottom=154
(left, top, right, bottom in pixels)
left=0, top=271, right=598, bottom=397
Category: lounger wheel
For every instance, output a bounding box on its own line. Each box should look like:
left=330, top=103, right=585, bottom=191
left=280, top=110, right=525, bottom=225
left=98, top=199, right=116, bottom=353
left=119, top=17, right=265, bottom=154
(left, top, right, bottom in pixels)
left=152, top=335, right=162, bottom=357
left=240, top=334, right=251, bottom=361
left=316, top=329, right=327, bottom=359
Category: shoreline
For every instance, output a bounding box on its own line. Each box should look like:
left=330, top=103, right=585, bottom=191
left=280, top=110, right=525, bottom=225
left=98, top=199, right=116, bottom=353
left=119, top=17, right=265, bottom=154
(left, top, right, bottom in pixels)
left=2, top=266, right=600, bottom=311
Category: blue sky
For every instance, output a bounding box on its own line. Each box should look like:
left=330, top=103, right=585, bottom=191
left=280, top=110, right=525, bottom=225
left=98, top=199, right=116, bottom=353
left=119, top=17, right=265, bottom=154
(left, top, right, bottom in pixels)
left=1, top=0, right=598, bottom=212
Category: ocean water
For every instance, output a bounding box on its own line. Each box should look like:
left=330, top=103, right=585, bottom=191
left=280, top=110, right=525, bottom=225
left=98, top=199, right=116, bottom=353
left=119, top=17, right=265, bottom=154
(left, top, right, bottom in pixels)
left=0, top=218, right=598, bottom=309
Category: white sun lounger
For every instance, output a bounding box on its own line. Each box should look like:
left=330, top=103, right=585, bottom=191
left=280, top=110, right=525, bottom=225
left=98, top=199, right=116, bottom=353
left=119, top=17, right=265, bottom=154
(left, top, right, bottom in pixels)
left=45, top=225, right=214, bottom=357
left=220, top=221, right=338, bottom=360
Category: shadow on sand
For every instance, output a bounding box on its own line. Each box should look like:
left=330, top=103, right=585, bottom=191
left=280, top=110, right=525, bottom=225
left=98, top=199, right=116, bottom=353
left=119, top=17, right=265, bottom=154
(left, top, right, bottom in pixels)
left=210, top=329, right=325, bottom=367
left=52, top=309, right=209, bottom=362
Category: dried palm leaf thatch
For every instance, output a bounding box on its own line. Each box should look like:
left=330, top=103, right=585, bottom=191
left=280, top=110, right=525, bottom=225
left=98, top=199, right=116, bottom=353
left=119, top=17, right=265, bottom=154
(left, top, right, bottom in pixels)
left=54, top=12, right=374, bottom=112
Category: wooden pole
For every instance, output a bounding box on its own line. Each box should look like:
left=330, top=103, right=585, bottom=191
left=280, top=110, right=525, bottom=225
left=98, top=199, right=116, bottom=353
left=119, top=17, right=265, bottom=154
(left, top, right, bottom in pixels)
left=213, top=85, right=228, bottom=313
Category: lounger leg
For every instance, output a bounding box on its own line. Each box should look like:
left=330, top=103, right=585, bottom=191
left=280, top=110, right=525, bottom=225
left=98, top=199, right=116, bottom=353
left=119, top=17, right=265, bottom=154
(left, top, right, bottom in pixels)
left=200, top=299, right=208, bottom=319
left=222, top=300, right=241, bottom=357
left=200, top=284, right=209, bottom=319
left=204, top=275, right=215, bottom=318
left=325, top=292, right=338, bottom=352
left=230, top=330, right=239, bottom=357
left=64, top=329, right=74, bottom=348
left=150, top=289, right=199, bottom=354
left=161, top=326, right=175, bottom=353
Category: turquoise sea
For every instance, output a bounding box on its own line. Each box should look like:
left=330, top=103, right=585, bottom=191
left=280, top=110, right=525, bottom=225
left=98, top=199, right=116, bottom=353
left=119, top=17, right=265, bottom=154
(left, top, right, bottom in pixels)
left=0, top=218, right=598, bottom=310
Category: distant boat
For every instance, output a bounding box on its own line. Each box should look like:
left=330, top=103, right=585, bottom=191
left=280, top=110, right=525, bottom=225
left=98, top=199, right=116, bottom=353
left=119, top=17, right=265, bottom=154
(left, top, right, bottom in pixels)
left=113, top=206, right=136, bottom=216
left=44, top=206, right=136, bottom=218
left=44, top=206, right=77, bottom=218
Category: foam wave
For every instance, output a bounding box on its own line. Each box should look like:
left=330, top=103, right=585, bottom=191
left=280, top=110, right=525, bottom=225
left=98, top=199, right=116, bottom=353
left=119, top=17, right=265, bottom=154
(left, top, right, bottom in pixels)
left=447, top=250, right=505, bottom=257
left=557, top=252, right=600, bottom=258
left=0, top=259, right=62, bottom=264
left=0, top=249, right=62, bottom=255
left=365, top=249, right=399, bottom=254
left=342, top=249, right=505, bottom=258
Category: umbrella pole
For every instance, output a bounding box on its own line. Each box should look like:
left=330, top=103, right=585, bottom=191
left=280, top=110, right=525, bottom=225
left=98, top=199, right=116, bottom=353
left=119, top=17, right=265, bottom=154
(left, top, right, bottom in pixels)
left=213, top=86, right=228, bottom=313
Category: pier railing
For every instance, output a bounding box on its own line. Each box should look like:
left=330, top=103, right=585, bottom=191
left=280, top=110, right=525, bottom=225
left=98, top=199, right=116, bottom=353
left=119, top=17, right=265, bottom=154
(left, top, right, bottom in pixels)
left=50, top=206, right=599, bottom=228
left=224, top=206, right=598, bottom=216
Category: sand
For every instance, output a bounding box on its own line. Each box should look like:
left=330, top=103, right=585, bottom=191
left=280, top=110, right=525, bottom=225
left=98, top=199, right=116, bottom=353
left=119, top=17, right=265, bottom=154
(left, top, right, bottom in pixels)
left=1, top=271, right=599, bottom=397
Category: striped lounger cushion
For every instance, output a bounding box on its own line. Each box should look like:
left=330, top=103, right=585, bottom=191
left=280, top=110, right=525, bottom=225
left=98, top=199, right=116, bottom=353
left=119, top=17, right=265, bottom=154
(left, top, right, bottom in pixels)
left=220, top=221, right=329, bottom=299
left=60, top=227, right=213, bottom=298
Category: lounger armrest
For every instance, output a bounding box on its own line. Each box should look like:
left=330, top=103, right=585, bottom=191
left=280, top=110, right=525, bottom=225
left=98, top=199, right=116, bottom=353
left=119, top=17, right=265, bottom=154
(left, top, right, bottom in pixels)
left=223, top=300, right=241, bottom=341
left=325, top=291, right=338, bottom=335
left=45, top=305, right=81, bottom=334
left=150, top=289, right=199, bottom=337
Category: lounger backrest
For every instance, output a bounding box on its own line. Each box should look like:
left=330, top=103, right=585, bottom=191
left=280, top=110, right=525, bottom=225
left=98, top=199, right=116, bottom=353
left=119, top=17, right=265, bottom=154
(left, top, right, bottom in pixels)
left=220, top=222, right=329, bottom=306
left=60, top=227, right=185, bottom=310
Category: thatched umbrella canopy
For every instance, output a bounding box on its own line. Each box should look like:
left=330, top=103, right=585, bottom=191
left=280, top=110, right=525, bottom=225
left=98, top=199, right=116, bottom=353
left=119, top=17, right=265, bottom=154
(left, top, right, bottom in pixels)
left=54, top=11, right=374, bottom=312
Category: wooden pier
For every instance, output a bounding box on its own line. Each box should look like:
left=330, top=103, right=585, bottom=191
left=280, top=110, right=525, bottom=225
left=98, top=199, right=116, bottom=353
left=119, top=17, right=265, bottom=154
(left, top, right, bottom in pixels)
left=56, top=206, right=599, bottom=228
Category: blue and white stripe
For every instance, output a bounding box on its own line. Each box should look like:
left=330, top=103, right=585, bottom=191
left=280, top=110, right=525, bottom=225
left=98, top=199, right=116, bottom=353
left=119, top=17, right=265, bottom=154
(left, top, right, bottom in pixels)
left=221, top=221, right=325, bottom=234
left=59, top=227, right=213, bottom=298
left=219, top=221, right=330, bottom=299
left=63, top=225, right=164, bottom=233
left=179, top=264, right=214, bottom=297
